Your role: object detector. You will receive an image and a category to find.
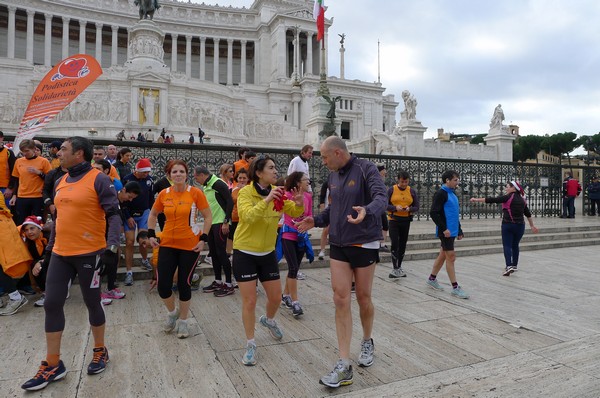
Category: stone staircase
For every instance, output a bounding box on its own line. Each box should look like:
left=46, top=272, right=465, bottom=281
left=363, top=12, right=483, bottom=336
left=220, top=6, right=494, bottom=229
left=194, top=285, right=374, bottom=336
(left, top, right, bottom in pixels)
left=116, top=223, right=600, bottom=282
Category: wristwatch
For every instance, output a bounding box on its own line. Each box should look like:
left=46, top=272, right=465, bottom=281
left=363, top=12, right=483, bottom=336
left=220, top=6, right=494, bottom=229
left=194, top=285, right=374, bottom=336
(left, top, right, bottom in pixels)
left=108, top=245, right=118, bottom=254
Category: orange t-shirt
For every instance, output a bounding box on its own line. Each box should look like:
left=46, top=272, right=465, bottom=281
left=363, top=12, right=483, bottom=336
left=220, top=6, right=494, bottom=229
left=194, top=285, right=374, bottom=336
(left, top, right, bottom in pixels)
left=0, top=148, right=11, bottom=187
left=12, top=156, right=51, bottom=198
left=109, top=165, right=120, bottom=181
left=234, top=159, right=249, bottom=174
left=53, top=168, right=106, bottom=256
left=152, top=185, right=210, bottom=251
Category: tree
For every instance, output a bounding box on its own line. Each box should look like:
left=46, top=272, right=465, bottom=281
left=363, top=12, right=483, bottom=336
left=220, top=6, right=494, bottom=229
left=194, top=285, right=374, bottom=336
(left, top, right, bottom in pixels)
left=470, top=134, right=486, bottom=145
left=541, top=132, right=579, bottom=167
left=513, top=135, right=545, bottom=163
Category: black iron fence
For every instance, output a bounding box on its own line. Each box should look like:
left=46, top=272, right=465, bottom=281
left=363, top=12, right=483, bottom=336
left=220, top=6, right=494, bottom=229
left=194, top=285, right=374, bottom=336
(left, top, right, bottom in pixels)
left=20, top=136, right=600, bottom=219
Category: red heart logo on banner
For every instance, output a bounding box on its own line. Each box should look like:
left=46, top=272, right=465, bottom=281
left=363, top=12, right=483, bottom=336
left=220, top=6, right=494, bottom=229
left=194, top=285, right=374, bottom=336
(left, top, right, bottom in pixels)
left=58, top=58, right=88, bottom=78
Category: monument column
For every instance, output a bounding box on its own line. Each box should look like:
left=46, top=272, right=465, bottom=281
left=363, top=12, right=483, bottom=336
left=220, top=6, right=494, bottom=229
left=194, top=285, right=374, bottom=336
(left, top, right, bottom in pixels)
left=44, top=14, right=53, bottom=66
left=227, top=39, right=233, bottom=85
left=213, top=38, right=220, bottom=84
left=111, top=25, right=119, bottom=65
left=306, top=32, right=313, bottom=75
left=79, top=20, right=87, bottom=54
left=171, top=34, right=178, bottom=72
left=62, top=17, right=70, bottom=59
left=199, top=36, right=206, bottom=80
left=240, top=40, right=247, bottom=84
left=95, top=23, right=103, bottom=65
left=185, top=35, right=192, bottom=78
left=26, top=10, right=34, bottom=63
left=7, top=6, right=16, bottom=59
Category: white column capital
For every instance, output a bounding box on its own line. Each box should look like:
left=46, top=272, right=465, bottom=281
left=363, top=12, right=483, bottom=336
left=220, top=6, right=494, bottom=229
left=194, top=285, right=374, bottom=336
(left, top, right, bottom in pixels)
left=44, top=13, right=53, bottom=21
left=213, top=38, right=220, bottom=44
left=227, top=38, right=234, bottom=45
left=111, top=25, right=119, bottom=32
left=26, top=9, right=35, bottom=17
left=8, top=5, right=17, bottom=13
left=95, top=22, right=103, bottom=29
left=186, top=35, right=192, bottom=41
left=62, top=16, right=71, bottom=24
left=171, top=33, right=178, bottom=39
left=240, top=39, right=247, bottom=45
left=200, top=36, right=206, bottom=43
left=80, top=20, right=88, bottom=27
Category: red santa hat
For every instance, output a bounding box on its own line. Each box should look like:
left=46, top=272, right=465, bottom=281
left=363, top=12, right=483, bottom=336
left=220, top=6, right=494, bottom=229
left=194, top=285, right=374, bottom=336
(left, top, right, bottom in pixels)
left=135, top=158, right=152, bottom=172
left=22, top=215, right=43, bottom=230
left=510, top=180, right=524, bottom=196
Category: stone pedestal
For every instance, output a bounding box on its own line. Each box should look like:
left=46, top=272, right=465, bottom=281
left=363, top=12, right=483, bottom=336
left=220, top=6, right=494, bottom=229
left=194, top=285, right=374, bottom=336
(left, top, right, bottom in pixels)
left=125, top=20, right=168, bottom=72
left=484, top=126, right=515, bottom=162
left=305, top=96, right=340, bottom=145
left=396, top=119, right=427, bottom=157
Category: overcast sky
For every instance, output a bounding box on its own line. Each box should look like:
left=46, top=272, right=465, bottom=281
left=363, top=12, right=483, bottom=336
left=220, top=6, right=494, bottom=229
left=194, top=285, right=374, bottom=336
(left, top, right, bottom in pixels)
left=190, top=0, right=600, bottom=141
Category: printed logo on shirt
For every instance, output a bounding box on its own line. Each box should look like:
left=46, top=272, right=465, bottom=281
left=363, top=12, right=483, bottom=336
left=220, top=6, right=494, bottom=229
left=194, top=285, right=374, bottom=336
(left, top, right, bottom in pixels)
left=347, top=180, right=356, bottom=187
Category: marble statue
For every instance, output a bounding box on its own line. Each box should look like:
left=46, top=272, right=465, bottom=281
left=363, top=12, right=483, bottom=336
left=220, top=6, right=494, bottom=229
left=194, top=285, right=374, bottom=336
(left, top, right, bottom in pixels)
left=373, top=130, right=402, bottom=155
left=135, top=0, right=160, bottom=20
left=139, top=90, right=158, bottom=125
left=490, top=104, right=505, bottom=129
left=401, top=90, right=417, bottom=120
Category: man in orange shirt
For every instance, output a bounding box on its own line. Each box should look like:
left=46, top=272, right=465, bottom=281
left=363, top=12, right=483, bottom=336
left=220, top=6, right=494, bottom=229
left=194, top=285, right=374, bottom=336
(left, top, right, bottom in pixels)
left=21, top=136, right=121, bottom=391
left=0, top=131, right=16, bottom=208
left=7, top=139, right=51, bottom=225
left=233, top=146, right=250, bottom=174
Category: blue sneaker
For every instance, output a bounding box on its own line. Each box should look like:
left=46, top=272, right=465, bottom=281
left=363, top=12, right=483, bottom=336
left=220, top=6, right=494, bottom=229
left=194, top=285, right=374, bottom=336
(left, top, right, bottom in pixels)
left=242, top=343, right=257, bottom=366
left=426, top=279, right=444, bottom=291
left=451, top=286, right=470, bottom=299
left=21, top=360, right=67, bottom=391
left=259, top=315, right=283, bottom=340
left=87, top=346, right=109, bottom=374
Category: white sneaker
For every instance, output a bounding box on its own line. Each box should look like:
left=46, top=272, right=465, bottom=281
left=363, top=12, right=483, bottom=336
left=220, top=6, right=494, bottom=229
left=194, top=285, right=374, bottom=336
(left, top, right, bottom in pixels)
left=318, top=250, right=325, bottom=260
left=296, top=271, right=306, bottom=280
left=203, top=256, right=212, bottom=265
left=101, top=298, right=113, bottom=306
left=34, top=294, right=46, bottom=307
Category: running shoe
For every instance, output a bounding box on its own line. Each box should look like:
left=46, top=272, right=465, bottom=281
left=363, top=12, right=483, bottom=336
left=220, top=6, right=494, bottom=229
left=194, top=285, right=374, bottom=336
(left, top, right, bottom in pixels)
left=124, top=272, right=134, bottom=286
left=292, top=302, right=304, bottom=318
left=176, top=320, right=189, bottom=339
left=101, top=298, right=113, bottom=306
left=34, top=294, right=46, bottom=307
left=21, top=360, right=67, bottom=391
left=203, top=256, right=213, bottom=265
left=318, top=250, right=325, bottom=260
left=202, top=280, right=222, bottom=293
left=259, top=315, right=283, bottom=340
left=190, top=273, right=202, bottom=291
left=281, top=295, right=293, bottom=309
left=503, top=266, right=516, bottom=276
left=242, top=343, right=257, bottom=366
left=296, top=271, right=306, bottom=280
left=319, top=360, right=353, bottom=388
left=426, top=279, right=444, bottom=291
left=0, top=296, right=28, bottom=316
left=379, top=244, right=390, bottom=252
left=140, top=259, right=153, bottom=271
left=451, top=286, right=470, bottom=299
left=102, top=288, right=126, bottom=300
left=87, top=346, right=109, bottom=375
left=357, top=338, right=374, bottom=367
left=214, top=284, right=235, bottom=297
left=389, top=268, right=406, bottom=278
left=164, top=309, right=180, bottom=333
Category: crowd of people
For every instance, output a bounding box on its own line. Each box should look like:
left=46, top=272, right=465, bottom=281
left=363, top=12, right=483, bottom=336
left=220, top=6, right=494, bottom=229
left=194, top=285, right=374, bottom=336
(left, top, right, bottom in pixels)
left=0, top=131, right=568, bottom=391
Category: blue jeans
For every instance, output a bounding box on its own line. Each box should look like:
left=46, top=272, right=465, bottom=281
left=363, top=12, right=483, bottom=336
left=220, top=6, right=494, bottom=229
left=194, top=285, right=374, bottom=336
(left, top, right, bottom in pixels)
left=562, top=196, right=575, bottom=217
left=501, top=223, right=525, bottom=268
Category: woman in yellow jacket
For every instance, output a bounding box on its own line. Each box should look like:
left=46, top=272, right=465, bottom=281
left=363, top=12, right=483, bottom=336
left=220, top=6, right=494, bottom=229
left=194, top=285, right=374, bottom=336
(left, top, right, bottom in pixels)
left=233, top=155, right=304, bottom=366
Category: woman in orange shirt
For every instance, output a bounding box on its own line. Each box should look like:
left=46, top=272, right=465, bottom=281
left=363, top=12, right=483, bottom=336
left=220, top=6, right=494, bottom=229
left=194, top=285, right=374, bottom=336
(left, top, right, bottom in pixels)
left=147, top=160, right=212, bottom=339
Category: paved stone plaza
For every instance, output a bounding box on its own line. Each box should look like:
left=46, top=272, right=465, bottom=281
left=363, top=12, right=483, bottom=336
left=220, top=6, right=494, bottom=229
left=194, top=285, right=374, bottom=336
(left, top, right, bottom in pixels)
left=1, top=218, right=599, bottom=397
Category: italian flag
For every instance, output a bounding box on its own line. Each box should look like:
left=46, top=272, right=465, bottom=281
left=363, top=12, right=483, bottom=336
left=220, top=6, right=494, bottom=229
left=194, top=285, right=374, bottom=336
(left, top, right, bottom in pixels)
left=314, top=0, right=325, bottom=41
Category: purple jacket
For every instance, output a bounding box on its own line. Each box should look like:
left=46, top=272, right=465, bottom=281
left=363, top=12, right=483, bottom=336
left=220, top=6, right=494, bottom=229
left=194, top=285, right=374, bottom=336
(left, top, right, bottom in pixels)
left=314, top=155, right=387, bottom=246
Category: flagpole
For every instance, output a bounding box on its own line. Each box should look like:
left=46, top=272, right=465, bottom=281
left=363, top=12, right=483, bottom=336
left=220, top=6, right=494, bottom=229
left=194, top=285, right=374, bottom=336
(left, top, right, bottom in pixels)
left=377, top=39, right=381, bottom=84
